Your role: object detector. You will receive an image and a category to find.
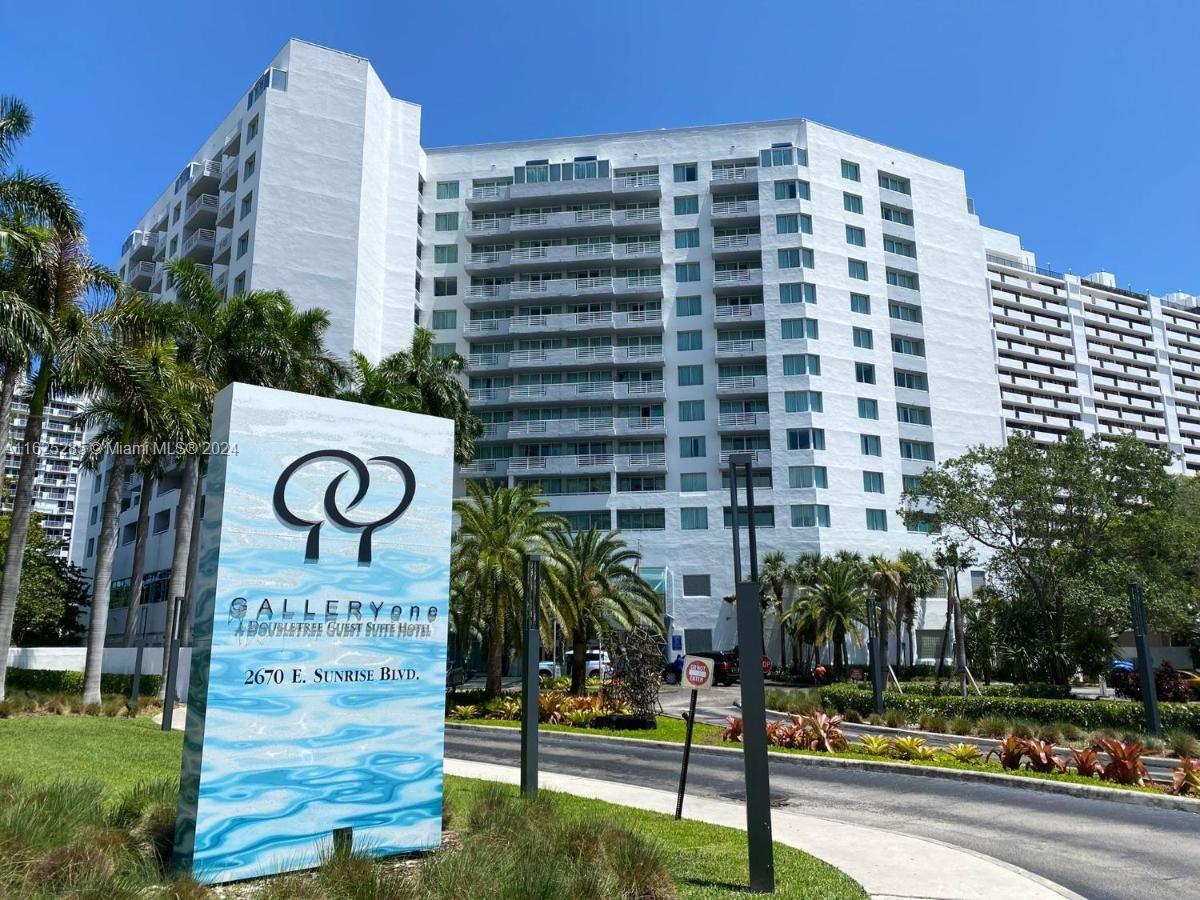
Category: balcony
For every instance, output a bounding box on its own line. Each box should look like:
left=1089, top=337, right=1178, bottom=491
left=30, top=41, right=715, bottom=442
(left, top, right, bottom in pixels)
left=509, top=208, right=613, bottom=238
left=615, top=380, right=664, bottom=400
left=152, top=233, right=167, bottom=261
left=509, top=382, right=615, bottom=404
left=714, top=303, right=765, bottom=323
left=511, top=275, right=613, bottom=301
left=713, top=268, right=763, bottom=292
left=710, top=199, right=760, bottom=222
left=617, top=453, right=667, bottom=471
left=511, top=175, right=614, bottom=204
left=719, top=449, right=771, bottom=467
left=184, top=194, right=219, bottom=229
left=511, top=345, right=618, bottom=369
left=716, top=375, right=768, bottom=396
left=181, top=229, right=216, bottom=261
left=712, top=233, right=761, bottom=257
left=509, top=454, right=614, bottom=475
left=459, top=458, right=509, bottom=477
left=612, top=172, right=661, bottom=199
left=614, top=274, right=663, bottom=299
left=615, top=416, right=666, bottom=436
left=464, top=283, right=513, bottom=306
left=615, top=344, right=663, bottom=363
left=467, top=242, right=615, bottom=274
left=214, top=270, right=228, bottom=295
left=508, top=417, right=615, bottom=439
left=710, top=165, right=756, bottom=185
left=717, top=411, right=771, bottom=431
left=123, top=230, right=159, bottom=261
left=715, top=338, right=767, bottom=359
left=150, top=264, right=164, bottom=292
left=466, top=183, right=512, bottom=208
left=615, top=239, right=662, bottom=262
left=186, top=159, right=222, bottom=193
left=217, top=195, right=235, bottom=228
left=127, top=260, right=155, bottom=289
left=466, top=218, right=512, bottom=241
left=220, top=155, right=239, bottom=190
left=214, top=231, right=232, bottom=264
left=613, top=207, right=661, bottom=233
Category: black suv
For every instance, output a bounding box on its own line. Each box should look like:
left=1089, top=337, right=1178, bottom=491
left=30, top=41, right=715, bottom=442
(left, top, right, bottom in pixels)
left=690, top=651, right=740, bottom=686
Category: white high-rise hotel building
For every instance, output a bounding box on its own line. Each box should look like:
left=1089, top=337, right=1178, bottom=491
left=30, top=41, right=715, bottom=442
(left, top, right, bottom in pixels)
left=73, top=40, right=1199, bottom=651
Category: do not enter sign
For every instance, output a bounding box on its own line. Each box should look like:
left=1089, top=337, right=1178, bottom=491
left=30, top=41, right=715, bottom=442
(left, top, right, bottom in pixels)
left=682, top=655, right=715, bottom=690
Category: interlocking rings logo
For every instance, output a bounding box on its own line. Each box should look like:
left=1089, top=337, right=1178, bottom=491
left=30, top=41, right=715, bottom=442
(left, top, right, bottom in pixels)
left=271, top=449, right=416, bottom=565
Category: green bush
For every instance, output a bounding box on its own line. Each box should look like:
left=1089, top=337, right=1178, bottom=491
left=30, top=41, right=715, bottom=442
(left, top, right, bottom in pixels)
left=819, top=684, right=1200, bottom=736
left=4, top=668, right=163, bottom=698
left=895, top=681, right=1071, bottom=700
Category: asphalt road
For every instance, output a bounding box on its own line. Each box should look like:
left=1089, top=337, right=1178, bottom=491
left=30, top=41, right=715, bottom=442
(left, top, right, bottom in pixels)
left=445, top=726, right=1200, bottom=900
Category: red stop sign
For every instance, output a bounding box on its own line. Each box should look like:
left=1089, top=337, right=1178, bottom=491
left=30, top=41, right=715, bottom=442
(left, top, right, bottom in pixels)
left=761, top=655, right=772, bottom=675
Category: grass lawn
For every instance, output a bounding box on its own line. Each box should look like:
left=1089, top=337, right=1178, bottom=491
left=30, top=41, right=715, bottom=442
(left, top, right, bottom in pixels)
left=451, top=713, right=726, bottom=746
left=0, top=715, right=866, bottom=899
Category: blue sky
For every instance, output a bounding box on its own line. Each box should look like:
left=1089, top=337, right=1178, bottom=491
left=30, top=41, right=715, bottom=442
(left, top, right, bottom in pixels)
left=2, top=0, right=1197, bottom=295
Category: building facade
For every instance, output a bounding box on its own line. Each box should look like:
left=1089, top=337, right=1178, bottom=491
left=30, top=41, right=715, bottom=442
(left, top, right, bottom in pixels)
left=70, top=39, right=1196, bottom=655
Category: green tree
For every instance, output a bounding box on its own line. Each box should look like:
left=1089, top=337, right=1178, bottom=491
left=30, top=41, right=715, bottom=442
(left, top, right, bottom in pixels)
left=0, top=513, right=86, bottom=646
left=867, top=555, right=906, bottom=672
left=786, top=556, right=867, bottom=677
left=896, top=549, right=939, bottom=668
left=452, top=481, right=563, bottom=697
left=759, top=550, right=794, bottom=671
left=544, top=527, right=662, bottom=694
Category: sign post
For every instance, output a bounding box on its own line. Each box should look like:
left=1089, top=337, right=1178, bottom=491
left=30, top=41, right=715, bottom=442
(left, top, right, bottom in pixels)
left=675, top=654, right=715, bottom=819
left=521, top=554, right=542, bottom=799
left=1128, top=583, right=1162, bottom=736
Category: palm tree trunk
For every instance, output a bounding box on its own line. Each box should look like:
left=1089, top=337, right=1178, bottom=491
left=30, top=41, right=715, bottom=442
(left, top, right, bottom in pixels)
left=159, top=456, right=198, bottom=700
left=570, top=633, right=588, bottom=695
left=952, top=585, right=969, bottom=699
left=878, top=601, right=889, bottom=676
left=122, top=473, right=154, bottom=647
left=82, top=451, right=128, bottom=704
left=893, top=602, right=903, bottom=669
left=906, top=618, right=916, bottom=668
left=178, top=467, right=205, bottom=645
left=485, top=626, right=504, bottom=698
left=0, top=366, right=19, bottom=462
left=0, top=363, right=50, bottom=701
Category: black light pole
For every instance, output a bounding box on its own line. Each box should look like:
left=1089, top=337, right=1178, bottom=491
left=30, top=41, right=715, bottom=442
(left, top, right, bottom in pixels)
left=867, top=599, right=884, bottom=716
left=1128, top=583, right=1162, bottom=736
left=728, top=452, right=775, bottom=894
left=520, top=554, right=542, bottom=798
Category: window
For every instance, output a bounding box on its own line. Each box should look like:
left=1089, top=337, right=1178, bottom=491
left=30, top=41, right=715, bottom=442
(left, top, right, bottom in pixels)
left=785, top=390, right=823, bottom=413
left=902, top=474, right=924, bottom=493
left=850, top=293, right=871, bottom=314
left=233, top=273, right=246, bottom=294
left=619, top=475, right=665, bottom=492
left=788, top=466, right=827, bottom=489
left=678, top=364, right=704, bottom=386
left=848, top=259, right=868, bottom=280
left=436, top=180, right=460, bottom=200
left=855, top=362, right=876, bottom=384
left=240, top=193, right=253, bottom=220
left=791, top=504, right=830, bottom=527
left=887, top=269, right=919, bottom=290
left=799, top=214, right=813, bottom=234
left=152, top=509, right=170, bottom=534
left=617, top=509, right=666, bottom=530
left=866, top=509, right=888, bottom=531
left=787, top=428, right=826, bottom=450
left=879, top=172, right=911, bottom=194
left=677, top=330, right=702, bottom=351
left=432, top=309, right=457, bottom=330
left=853, top=327, right=874, bottom=349
left=841, top=160, right=861, bottom=181
left=846, top=225, right=866, bottom=247
left=857, top=398, right=879, bottom=419
left=236, top=231, right=250, bottom=259
left=435, top=212, right=459, bottom=232
left=781, top=318, right=818, bottom=340
left=761, top=146, right=799, bottom=166
left=682, top=574, right=711, bottom=596
left=900, top=440, right=935, bottom=461
left=895, top=370, right=929, bottom=391
left=844, top=192, right=863, bottom=214
left=678, top=399, right=705, bottom=421
left=243, top=154, right=256, bottom=179
left=881, top=204, right=913, bottom=225
left=681, top=508, right=708, bottom=530
left=434, top=244, right=458, bottom=264
left=783, top=354, right=821, bottom=376
left=780, top=282, right=815, bottom=304
left=122, top=522, right=136, bottom=544
left=88, top=506, right=98, bottom=525
left=892, top=336, right=925, bottom=356
left=86, top=537, right=95, bottom=558
left=676, top=295, right=701, bottom=316
left=774, top=179, right=810, bottom=200
left=680, top=472, right=707, bottom=492
left=863, top=471, right=885, bottom=493
left=673, top=162, right=698, bottom=182
left=884, top=236, right=916, bottom=257
left=432, top=342, right=456, bottom=357
left=675, top=228, right=700, bottom=249
left=897, top=404, right=932, bottom=426
left=674, top=195, right=699, bottom=215
left=778, top=248, right=802, bottom=268
left=246, top=116, right=259, bottom=141
left=860, top=434, right=882, bottom=456
left=776, top=214, right=798, bottom=234
left=676, top=262, right=700, bottom=282
left=889, top=301, right=921, bottom=322
left=723, top=507, right=775, bottom=529
left=680, top=436, right=706, bottom=458
left=434, top=277, right=458, bottom=296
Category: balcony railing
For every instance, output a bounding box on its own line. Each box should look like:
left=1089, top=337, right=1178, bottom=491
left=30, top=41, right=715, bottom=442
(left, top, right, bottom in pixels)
left=714, top=304, right=764, bottom=320
left=719, top=450, right=770, bottom=465
left=712, top=233, right=760, bottom=250
left=711, top=166, right=755, bottom=183
left=711, top=200, right=758, bottom=217
left=717, top=375, right=768, bottom=393
left=616, top=240, right=661, bottom=258
left=716, top=339, right=767, bottom=355
left=618, top=453, right=666, bottom=469
left=184, top=193, right=219, bottom=221
left=718, top=412, right=770, bottom=428
left=182, top=229, right=216, bottom=255
left=470, top=184, right=511, bottom=201
left=713, top=268, right=761, bottom=285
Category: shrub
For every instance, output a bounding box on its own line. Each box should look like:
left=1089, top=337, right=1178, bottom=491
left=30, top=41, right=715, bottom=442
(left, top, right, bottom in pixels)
left=538, top=692, right=570, bottom=725
left=843, top=708, right=863, bottom=724
left=449, top=705, right=480, bottom=720
left=1070, top=748, right=1103, bottom=778
left=1022, top=739, right=1067, bottom=774
left=1036, top=724, right=1063, bottom=744
left=949, top=716, right=975, bottom=736
left=3, top=668, right=163, bottom=697
left=975, top=716, right=1010, bottom=739
left=565, top=709, right=597, bottom=728
left=987, top=735, right=1026, bottom=770
left=486, top=698, right=522, bottom=721
left=1059, top=722, right=1086, bottom=744
left=1170, top=759, right=1200, bottom=797
left=883, top=709, right=907, bottom=729
left=1167, top=729, right=1200, bottom=759
left=1112, top=662, right=1191, bottom=703
left=790, top=712, right=847, bottom=752
left=1010, top=720, right=1036, bottom=740
left=720, top=716, right=744, bottom=743
left=856, top=735, right=892, bottom=756
left=890, top=736, right=932, bottom=761
left=944, top=743, right=983, bottom=764
left=765, top=720, right=795, bottom=748
left=897, top=681, right=1072, bottom=700
left=866, top=713, right=885, bottom=726
left=1094, top=738, right=1152, bottom=786
left=917, top=714, right=948, bottom=734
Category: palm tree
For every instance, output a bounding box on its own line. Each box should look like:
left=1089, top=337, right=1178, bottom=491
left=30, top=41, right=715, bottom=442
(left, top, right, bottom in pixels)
left=544, top=527, right=662, bottom=695
left=121, top=455, right=160, bottom=647
left=0, top=232, right=116, bottom=701
left=785, top=552, right=823, bottom=671
left=452, top=481, right=563, bottom=697
left=0, top=231, right=51, bottom=453
left=759, top=551, right=793, bottom=671
left=374, top=328, right=482, bottom=463
left=338, top=351, right=419, bottom=410
left=896, top=549, right=938, bottom=668
left=813, top=557, right=869, bottom=677
left=934, top=542, right=980, bottom=698
left=0, top=96, right=82, bottom=242
left=867, top=554, right=907, bottom=673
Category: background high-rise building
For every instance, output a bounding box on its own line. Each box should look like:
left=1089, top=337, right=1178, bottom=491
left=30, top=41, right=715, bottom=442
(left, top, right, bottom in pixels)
left=69, top=39, right=1198, bottom=656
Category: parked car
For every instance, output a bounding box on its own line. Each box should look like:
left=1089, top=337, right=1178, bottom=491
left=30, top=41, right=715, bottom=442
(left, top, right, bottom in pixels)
left=687, top=651, right=740, bottom=686
left=538, top=660, right=561, bottom=681
left=563, top=650, right=612, bottom=679
left=445, top=663, right=471, bottom=692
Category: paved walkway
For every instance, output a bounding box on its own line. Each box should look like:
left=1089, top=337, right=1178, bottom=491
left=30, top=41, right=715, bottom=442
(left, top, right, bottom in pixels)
left=445, top=757, right=1083, bottom=900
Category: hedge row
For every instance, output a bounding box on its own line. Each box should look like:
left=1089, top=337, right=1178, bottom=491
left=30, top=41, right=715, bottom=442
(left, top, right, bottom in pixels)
left=819, top=684, right=1200, bottom=735
left=891, top=681, right=1072, bottom=700
left=4, top=667, right=163, bottom=697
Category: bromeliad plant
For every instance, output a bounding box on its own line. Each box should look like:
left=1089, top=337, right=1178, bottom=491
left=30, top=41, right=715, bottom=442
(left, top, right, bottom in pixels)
left=790, top=712, right=848, bottom=752
left=987, top=735, right=1027, bottom=770
left=1070, top=748, right=1103, bottom=778
left=1095, top=738, right=1152, bottom=786
left=943, top=743, right=984, bottom=764
left=720, top=716, right=745, bottom=743
left=1022, top=739, right=1067, bottom=774
left=1170, top=758, right=1200, bottom=797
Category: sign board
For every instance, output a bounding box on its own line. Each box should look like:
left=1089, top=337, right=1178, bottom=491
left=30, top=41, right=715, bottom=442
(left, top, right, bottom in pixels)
left=173, top=383, right=453, bottom=883
left=762, top=655, right=772, bottom=675
left=682, top=654, right=715, bottom=690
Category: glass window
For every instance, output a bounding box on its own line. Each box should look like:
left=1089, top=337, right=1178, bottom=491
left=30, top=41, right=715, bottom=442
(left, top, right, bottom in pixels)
left=244, top=154, right=256, bottom=179
left=850, top=293, right=871, bottom=314
left=617, top=509, right=666, bottom=530
left=723, top=506, right=775, bottom=529
left=791, top=504, right=830, bottom=527
left=900, top=440, right=935, bottom=460
left=678, top=399, right=705, bottom=421
left=781, top=318, right=818, bottom=340
left=434, top=244, right=458, bottom=264
left=240, top=193, right=253, bottom=220
left=860, top=434, right=882, bottom=456
left=844, top=192, right=863, bottom=214
left=853, top=327, right=873, bottom=349
left=878, top=172, right=911, bottom=194
left=788, top=466, right=827, bottom=489
left=785, top=390, right=823, bottom=413
left=863, top=471, right=885, bottom=493
left=236, top=232, right=249, bottom=259
left=846, top=225, right=866, bottom=246
left=436, top=181, right=460, bottom=200
left=435, top=212, right=459, bottom=231
left=866, top=508, right=888, bottom=531
left=786, top=428, right=826, bottom=450
left=799, top=213, right=813, bottom=234
left=675, top=228, right=700, bottom=249
left=676, top=295, right=701, bottom=316
left=780, top=282, right=815, bottom=304
left=434, top=276, right=457, bottom=296
left=887, top=269, right=919, bottom=290
left=889, top=301, right=922, bottom=322
left=892, top=336, right=925, bottom=356
left=881, top=204, right=914, bottom=225
left=674, top=195, right=699, bottom=215
left=678, top=364, right=704, bottom=386
left=855, top=362, right=876, bottom=384
left=682, top=574, right=711, bottom=595
left=681, top=507, right=708, bottom=530
left=676, top=262, right=700, bottom=282
left=680, top=436, right=706, bottom=458
left=673, top=163, right=698, bottom=182
left=774, top=179, right=810, bottom=200
left=680, top=472, right=707, bottom=492
left=432, top=342, right=456, bottom=358
left=246, top=116, right=259, bottom=141
left=897, top=404, right=932, bottom=426
left=677, top=330, right=702, bottom=351
left=776, top=214, right=798, bottom=234
left=782, top=354, right=821, bottom=376
left=841, top=160, right=861, bottom=181
left=778, top=248, right=802, bottom=269
left=848, top=259, right=868, bottom=280
left=884, top=236, right=916, bottom=257
left=432, top=309, right=457, bottom=330
left=858, top=397, right=878, bottom=419
left=895, top=370, right=929, bottom=391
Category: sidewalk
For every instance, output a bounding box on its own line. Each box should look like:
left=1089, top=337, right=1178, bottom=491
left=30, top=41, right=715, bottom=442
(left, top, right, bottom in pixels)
left=445, top=758, right=1084, bottom=900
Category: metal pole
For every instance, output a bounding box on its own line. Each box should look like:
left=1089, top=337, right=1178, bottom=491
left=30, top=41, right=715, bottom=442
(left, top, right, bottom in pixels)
left=521, top=554, right=542, bottom=798
left=675, top=689, right=698, bottom=820
left=161, top=595, right=183, bottom=732
left=1128, top=583, right=1161, bottom=736
left=743, top=459, right=759, bottom=583
left=728, top=457, right=743, bottom=585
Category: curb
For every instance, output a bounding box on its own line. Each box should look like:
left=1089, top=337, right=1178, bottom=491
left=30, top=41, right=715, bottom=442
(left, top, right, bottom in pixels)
left=445, top=721, right=1200, bottom=815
